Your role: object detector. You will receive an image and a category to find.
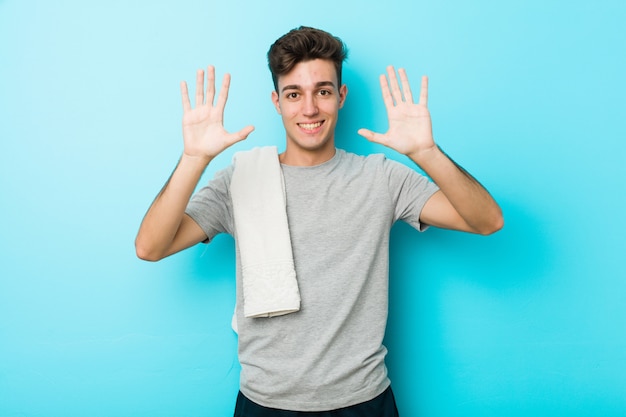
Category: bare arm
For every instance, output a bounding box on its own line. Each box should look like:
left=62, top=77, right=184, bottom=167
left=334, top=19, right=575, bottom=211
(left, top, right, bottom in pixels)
left=412, top=148, right=503, bottom=235
left=358, top=66, right=503, bottom=235
left=135, top=66, right=254, bottom=261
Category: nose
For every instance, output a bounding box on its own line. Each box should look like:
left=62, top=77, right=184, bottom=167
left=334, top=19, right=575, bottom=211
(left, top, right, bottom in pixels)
left=302, top=94, right=318, bottom=117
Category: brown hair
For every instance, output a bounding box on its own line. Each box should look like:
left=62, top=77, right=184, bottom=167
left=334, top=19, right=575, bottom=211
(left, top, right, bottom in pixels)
left=267, top=26, right=348, bottom=91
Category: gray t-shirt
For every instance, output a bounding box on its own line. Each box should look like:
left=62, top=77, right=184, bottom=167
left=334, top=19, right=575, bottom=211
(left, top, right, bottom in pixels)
left=186, top=149, right=439, bottom=411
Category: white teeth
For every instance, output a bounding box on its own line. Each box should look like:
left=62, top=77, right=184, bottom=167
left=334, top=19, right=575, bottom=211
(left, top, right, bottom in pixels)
left=299, top=122, right=322, bottom=130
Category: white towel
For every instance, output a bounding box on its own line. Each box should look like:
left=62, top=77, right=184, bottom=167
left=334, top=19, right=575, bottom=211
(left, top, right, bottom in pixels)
left=230, top=146, right=301, bottom=319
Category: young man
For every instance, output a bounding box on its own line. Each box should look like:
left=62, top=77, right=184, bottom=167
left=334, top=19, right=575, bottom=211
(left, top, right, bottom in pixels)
left=136, top=26, right=503, bottom=416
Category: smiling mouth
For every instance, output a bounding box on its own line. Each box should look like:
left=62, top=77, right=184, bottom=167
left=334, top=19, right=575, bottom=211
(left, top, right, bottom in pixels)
left=298, top=121, right=324, bottom=131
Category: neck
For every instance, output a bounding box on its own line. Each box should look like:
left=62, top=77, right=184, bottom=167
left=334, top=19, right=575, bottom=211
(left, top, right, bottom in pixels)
left=279, top=144, right=336, bottom=167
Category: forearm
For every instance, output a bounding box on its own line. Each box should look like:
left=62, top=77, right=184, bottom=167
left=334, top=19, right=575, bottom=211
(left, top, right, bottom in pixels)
left=411, top=146, right=503, bottom=234
left=135, top=154, right=212, bottom=260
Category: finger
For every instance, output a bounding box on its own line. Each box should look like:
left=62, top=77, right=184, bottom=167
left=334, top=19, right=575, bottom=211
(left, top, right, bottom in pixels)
left=398, top=68, right=413, bottom=103
left=357, top=128, right=373, bottom=141
left=357, top=128, right=384, bottom=144
left=206, top=65, right=216, bottom=106
left=232, top=125, right=255, bottom=142
left=215, top=73, right=231, bottom=113
left=419, top=75, right=428, bottom=106
left=180, top=81, right=191, bottom=112
left=379, top=74, right=394, bottom=109
left=386, top=66, right=403, bottom=104
left=195, top=69, right=204, bottom=107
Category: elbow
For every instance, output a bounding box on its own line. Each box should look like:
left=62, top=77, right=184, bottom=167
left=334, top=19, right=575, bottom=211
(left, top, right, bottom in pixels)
left=478, top=211, right=504, bottom=236
left=135, top=238, right=165, bottom=262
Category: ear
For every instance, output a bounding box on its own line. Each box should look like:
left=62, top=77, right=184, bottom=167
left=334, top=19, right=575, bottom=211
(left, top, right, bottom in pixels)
left=271, top=90, right=281, bottom=114
left=338, top=84, right=348, bottom=109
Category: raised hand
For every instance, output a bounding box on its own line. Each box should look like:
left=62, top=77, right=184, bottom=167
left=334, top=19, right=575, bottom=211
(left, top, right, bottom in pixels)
left=358, top=66, right=434, bottom=160
left=180, top=66, right=254, bottom=162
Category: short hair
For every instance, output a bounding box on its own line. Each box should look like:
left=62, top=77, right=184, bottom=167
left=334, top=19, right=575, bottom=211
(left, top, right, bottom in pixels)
left=267, top=26, right=348, bottom=91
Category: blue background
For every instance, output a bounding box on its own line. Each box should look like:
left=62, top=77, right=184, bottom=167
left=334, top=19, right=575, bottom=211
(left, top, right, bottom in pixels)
left=1, top=0, right=625, bottom=416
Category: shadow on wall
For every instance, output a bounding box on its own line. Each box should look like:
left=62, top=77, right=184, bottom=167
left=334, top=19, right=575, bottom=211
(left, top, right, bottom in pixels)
left=334, top=65, right=390, bottom=157
left=384, top=196, right=553, bottom=408
left=410, top=197, right=551, bottom=287
left=184, top=234, right=237, bottom=285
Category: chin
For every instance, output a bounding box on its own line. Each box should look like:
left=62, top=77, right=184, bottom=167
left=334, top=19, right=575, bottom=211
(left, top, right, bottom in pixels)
left=298, top=139, right=333, bottom=152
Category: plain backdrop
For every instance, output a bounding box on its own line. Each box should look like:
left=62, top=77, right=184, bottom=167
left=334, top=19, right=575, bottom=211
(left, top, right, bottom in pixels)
left=1, top=0, right=625, bottom=416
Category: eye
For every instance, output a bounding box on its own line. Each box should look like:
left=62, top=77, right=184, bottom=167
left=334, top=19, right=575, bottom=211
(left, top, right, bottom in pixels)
left=286, top=92, right=299, bottom=99
left=319, top=89, right=332, bottom=96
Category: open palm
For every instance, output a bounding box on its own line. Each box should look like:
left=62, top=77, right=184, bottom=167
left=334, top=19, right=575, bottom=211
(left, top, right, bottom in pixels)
left=358, top=66, right=434, bottom=160
left=180, top=66, right=254, bottom=161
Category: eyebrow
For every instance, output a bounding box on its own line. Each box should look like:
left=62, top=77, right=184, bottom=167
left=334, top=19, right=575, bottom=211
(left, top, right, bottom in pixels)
left=281, top=81, right=337, bottom=93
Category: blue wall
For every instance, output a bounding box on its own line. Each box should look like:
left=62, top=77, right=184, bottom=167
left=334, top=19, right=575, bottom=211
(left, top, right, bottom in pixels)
left=1, top=0, right=625, bottom=416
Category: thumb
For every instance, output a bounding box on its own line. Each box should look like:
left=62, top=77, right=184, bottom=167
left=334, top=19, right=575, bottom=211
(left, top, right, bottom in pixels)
left=232, top=125, right=255, bottom=142
left=357, top=128, right=383, bottom=144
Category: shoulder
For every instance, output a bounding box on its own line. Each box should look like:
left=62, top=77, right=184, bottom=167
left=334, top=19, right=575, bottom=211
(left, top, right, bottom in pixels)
left=190, top=163, right=235, bottom=202
left=211, top=163, right=236, bottom=187
left=336, top=149, right=388, bottom=169
left=338, top=149, right=418, bottom=177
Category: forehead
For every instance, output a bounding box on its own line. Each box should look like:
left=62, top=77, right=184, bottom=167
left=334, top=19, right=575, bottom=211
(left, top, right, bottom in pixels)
left=277, top=59, right=338, bottom=90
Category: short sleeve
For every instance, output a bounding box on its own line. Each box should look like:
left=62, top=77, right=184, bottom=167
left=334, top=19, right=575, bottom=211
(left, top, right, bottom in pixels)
left=185, top=165, right=235, bottom=242
left=383, top=158, right=439, bottom=231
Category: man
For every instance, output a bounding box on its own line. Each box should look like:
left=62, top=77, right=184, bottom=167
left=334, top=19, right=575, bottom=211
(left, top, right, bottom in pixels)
left=136, top=26, right=503, bottom=416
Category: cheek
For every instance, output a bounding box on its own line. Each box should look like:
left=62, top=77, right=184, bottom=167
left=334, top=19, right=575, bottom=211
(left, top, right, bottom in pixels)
left=320, top=101, right=340, bottom=114
left=280, top=104, right=299, bottom=118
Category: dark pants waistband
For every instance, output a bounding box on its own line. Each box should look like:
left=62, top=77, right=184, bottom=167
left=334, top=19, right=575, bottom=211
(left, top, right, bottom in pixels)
left=233, top=386, right=400, bottom=417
